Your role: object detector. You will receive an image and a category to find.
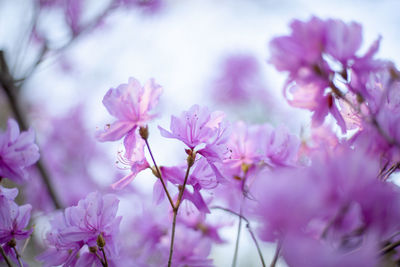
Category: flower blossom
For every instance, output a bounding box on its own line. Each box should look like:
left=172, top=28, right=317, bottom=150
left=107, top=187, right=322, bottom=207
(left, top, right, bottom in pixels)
left=158, top=158, right=217, bottom=213
left=269, top=16, right=380, bottom=133
left=0, top=118, right=40, bottom=183
left=96, top=77, right=162, bottom=143
left=25, top=106, right=106, bottom=212
left=158, top=105, right=230, bottom=179
left=97, top=77, right=162, bottom=189
left=212, top=54, right=265, bottom=104
left=0, top=186, right=32, bottom=265
left=38, top=192, right=122, bottom=266
left=250, top=145, right=400, bottom=266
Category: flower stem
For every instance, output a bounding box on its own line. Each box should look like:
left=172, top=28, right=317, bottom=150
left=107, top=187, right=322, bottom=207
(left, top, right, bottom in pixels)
left=94, top=250, right=106, bottom=267
left=143, top=138, right=175, bottom=209
left=270, top=241, right=281, bottom=267
left=380, top=240, right=400, bottom=255
left=100, top=247, right=109, bottom=267
left=211, top=206, right=266, bottom=267
left=168, top=153, right=194, bottom=267
left=232, top=208, right=243, bottom=267
left=0, top=246, right=12, bottom=267
left=11, top=246, right=23, bottom=267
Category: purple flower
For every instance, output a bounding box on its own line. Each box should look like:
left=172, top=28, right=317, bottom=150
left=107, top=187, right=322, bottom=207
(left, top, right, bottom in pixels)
left=97, top=77, right=161, bottom=189
left=111, top=135, right=149, bottom=190
left=157, top=158, right=216, bottom=212
left=25, top=107, right=106, bottom=211
left=286, top=83, right=346, bottom=132
left=38, top=192, right=122, bottom=266
left=0, top=118, right=40, bottom=183
left=0, top=186, right=32, bottom=245
left=269, top=16, right=326, bottom=79
left=0, top=186, right=32, bottom=266
left=250, top=145, right=400, bottom=265
left=158, top=105, right=230, bottom=180
left=212, top=54, right=265, bottom=104
left=269, top=17, right=379, bottom=134
left=97, top=77, right=162, bottom=143
left=261, top=124, right=300, bottom=167
left=168, top=225, right=213, bottom=267
left=223, top=121, right=264, bottom=175
left=324, top=19, right=362, bottom=64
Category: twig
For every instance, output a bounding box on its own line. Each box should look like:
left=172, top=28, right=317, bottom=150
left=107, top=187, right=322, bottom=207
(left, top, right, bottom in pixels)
left=0, top=51, right=62, bottom=209
left=380, top=240, right=400, bottom=255
left=270, top=241, right=281, bottom=267
left=0, top=245, right=13, bottom=267
left=211, top=206, right=266, bottom=267
left=11, top=246, right=23, bottom=267
left=232, top=204, right=243, bottom=267
left=100, top=247, right=108, bottom=267
left=168, top=152, right=195, bottom=267
left=140, top=127, right=175, bottom=209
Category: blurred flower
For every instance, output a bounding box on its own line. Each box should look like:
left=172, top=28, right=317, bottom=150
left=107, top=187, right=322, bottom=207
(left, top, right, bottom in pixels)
left=0, top=118, right=39, bottom=183
left=212, top=54, right=265, bottom=104
left=38, top=192, right=122, bottom=266
left=0, top=186, right=32, bottom=264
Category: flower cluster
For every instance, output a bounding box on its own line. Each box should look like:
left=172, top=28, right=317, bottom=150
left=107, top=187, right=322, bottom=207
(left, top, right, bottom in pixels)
left=4, top=9, right=400, bottom=267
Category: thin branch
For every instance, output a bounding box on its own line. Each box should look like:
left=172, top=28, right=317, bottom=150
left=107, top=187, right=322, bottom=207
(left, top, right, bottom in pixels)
left=94, top=250, right=106, bottom=267
left=143, top=137, right=175, bottom=209
left=0, top=50, right=62, bottom=209
left=11, top=246, right=23, bottom=267
left=0, top=246, right=13, bottom=267
left=232, top=204, right=243, bottom=267
left=168, top=208, right=178, bottom=267
left=99, top=247, right=108, bottom=267
left=270, top=241, right=281, bottom=267
left=380, top=240, right=400, bottom=255
left=211, top=206, right=266, bottom=267
left=168, top=154, right=194, bottom=267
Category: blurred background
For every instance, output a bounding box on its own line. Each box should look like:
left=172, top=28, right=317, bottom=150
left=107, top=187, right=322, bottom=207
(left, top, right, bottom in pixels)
left=0, top=0, right=399, bottom=265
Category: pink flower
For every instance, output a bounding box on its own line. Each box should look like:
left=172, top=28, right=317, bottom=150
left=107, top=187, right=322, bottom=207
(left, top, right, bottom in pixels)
left=111, top=135, right=149, bottom=190
left=157, top=158, right=216, bottom=212
left=269, top=17, right=379, bottom=134
left=0, top=186, right=32, bottom=263
left=97, top=77, right=162, bottom=143
left=269, top=16, right=326, bottom=79
left=212, top=54, right=265, bottom=104
left=158, top=104, right=230, bottom=160
left=250, top=145, right=400, bottom=265
left=324, top=19, right=362, bottom=64
left=38, top=192, right=122, bottom=266
left=97, top=77, right=161, bottom=189
left=262, top=124, right=300, bottom=167
left=286, top=83, right=346, bottom=133
left=0, top=118, right=40, bottom=183
left=158, top=105, right=230, bottom=179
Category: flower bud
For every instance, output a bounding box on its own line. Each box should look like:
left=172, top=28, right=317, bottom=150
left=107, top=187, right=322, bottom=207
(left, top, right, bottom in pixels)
left=151, top=166, right=161, bottom=178
left=139, top=126, right=149, bottom=140
left=97, top=234, right=106, bottom=248
left=7, top=238, right=16, bottom=248
left=89, top=246, right=97, bottom=253
left=187, top=151, right=196, bottom=167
